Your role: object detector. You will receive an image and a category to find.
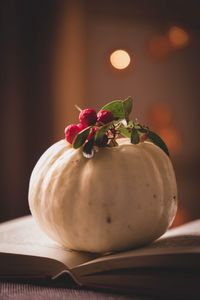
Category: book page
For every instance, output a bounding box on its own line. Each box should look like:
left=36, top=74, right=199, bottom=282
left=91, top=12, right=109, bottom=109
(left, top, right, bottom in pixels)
left=74, top=219, right=200, bottom=275
left=0, top=215, right=97, bottom=269
left=1, top=216, right=200, bottom=278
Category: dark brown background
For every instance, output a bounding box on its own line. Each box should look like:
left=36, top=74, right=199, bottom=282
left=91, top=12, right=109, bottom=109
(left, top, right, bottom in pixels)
left=0, top=0, right=200, bottom=225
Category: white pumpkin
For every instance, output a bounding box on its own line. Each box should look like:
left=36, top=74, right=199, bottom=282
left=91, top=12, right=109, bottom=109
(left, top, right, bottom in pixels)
left=28, top=138, right=177, bottom=253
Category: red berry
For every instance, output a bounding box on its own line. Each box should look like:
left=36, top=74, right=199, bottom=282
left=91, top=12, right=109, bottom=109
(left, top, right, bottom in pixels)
left=65, top=124, right=80, bottom=144
left=97, top=110, right=114, bottom=124
left=79, top=108, right=97, bottom=127
left=77, top=123, right=86, bottom=131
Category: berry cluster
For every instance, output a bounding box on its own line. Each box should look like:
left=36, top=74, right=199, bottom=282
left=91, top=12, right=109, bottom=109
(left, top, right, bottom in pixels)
left=65, top=108, right=114, bottom=146
left=63, top=97, right=169, bottom=158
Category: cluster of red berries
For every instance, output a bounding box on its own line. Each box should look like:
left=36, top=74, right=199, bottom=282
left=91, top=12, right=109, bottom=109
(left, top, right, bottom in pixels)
left=65, top=108, right=114, bottom=146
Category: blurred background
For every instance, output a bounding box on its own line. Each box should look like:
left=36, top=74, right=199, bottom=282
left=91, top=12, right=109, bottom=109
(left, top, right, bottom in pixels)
left=0, top=0, right=200, bottom=226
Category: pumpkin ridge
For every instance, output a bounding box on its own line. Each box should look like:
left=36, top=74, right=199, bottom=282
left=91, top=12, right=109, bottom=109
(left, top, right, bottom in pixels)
left=28, top=138, right=177, bottom=253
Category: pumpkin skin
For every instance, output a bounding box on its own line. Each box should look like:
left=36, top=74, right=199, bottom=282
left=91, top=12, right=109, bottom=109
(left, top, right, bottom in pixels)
left=28, top=138, right=177, bottom=253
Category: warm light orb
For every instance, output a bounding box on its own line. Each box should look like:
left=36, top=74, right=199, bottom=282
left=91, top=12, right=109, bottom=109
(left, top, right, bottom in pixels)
left=110, top=50, right=131, bottom=70
left=168, top=26, right=190, bottom=48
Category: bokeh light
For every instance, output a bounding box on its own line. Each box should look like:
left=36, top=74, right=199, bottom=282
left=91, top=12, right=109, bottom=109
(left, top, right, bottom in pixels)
left=168, top=26, right=190, bottom=49
left=147, top=102, right=182, bottom=155
left=148, top=102, right=172, bottom=127
left=110, top=49, right=131, bottom=69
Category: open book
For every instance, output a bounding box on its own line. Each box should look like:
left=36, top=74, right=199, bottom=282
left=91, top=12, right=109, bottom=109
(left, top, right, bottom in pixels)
left=0, top=216, right=200, bottom=297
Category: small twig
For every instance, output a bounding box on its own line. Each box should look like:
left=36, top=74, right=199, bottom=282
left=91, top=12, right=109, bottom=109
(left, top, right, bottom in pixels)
left=75, top=104, right=82, bottom=112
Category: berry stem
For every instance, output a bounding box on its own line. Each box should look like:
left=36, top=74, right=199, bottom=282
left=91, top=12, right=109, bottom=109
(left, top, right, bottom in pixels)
left=75, top=104, right=82, bottom=112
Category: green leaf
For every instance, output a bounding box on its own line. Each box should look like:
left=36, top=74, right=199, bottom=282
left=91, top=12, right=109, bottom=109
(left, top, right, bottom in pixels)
left=148, top=131, right=169, bottom=156
left=101, top=100, right=125, bottom=120
left=131, top=128, right=140, bottom=144
left=94, top=123, right=111, bottom=143
left=72, top=126, right=91, bottom=149
left=83, top=138, right=95, bottom=158
left=118, top=126, right=131, bottom=138
left=123, top=97, right=133, bottom=122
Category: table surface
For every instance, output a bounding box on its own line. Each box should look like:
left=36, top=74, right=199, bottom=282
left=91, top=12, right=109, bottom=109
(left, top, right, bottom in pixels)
left=0, top=281, right=154, bottom=300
